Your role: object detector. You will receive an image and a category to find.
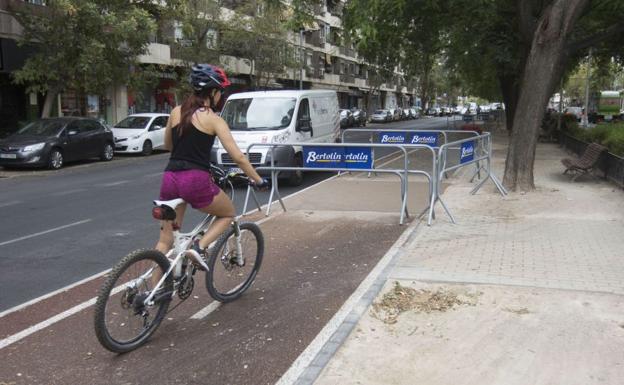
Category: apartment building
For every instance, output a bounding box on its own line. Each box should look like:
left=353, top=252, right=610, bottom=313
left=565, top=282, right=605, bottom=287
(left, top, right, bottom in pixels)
left=0, top=0, right=417, bottom=130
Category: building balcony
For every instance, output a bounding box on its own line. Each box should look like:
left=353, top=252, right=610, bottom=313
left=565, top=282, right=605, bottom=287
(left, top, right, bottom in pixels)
left=138, top=43, right=172, bottom=65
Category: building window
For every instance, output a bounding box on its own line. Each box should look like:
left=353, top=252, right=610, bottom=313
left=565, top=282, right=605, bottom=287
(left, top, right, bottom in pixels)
left=205, top=29, right=218, bottom=49
left=319, top=23, right=328, bottom=45
left=25, top=0, right=46, bottom=5
left=174, top=21, right=184, bottom=41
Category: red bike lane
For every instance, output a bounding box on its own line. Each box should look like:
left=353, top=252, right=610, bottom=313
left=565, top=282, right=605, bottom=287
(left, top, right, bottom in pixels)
left=0, top=207, right=407, bottom=385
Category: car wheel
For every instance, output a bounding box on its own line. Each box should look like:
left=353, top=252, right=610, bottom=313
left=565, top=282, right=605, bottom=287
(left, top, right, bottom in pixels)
left=100, top=143, right=114, bottom=161
left=142, top=140, right=153, bottom=156
left=48, top=149, right=63, bottom=170
left=287, top=154, right=304, bottom=186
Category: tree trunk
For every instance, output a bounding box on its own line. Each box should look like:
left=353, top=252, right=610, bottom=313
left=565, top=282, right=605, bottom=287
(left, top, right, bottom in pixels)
left=503, top=0, right=588, bottom=191
left=41, top=88, right=59, bottom=118
left=499, top=73, right=519, bottom=132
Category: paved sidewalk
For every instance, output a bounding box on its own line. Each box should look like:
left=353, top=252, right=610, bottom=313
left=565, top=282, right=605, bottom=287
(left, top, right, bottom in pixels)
left=312, top=136, right=624, bottom=384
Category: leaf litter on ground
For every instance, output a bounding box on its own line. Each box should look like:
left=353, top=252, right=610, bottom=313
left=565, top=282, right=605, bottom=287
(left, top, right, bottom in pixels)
left=371, top=281, right=480, bottom=324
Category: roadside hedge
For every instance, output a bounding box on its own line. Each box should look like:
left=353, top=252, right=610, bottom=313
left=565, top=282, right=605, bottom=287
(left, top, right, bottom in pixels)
left=581, top=123, right=624, bottom=157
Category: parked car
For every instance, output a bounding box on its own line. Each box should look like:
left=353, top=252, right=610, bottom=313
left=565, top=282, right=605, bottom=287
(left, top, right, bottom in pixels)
left=340, top=109, right=355, bottom=128
left=371, top=109, right=392, bottom=123
left=0, top=117, right=114, bottom=170
left=351, top=108, right=367, bottom=126
left=215, top=89, right=340, bottom=186
left=112, top=113, right=169, bottom=156
left=388, top=108, right=401, bottom=121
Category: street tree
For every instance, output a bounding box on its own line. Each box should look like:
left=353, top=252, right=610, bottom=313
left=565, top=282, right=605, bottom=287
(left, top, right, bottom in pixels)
left=220, top=1, right=296, bottom=89
left=10, top=0, right=155, bottom=118
left=171, top=0, right=223, bottom=69
left=343, top=0, right=624, bottom=191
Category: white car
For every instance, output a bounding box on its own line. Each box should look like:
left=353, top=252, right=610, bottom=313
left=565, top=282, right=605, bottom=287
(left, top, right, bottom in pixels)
left=112, top=113, right=169, bottom=155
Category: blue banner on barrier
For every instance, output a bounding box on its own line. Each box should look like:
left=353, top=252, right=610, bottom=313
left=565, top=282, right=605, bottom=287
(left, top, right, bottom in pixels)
left=379, top=132, right=408, bottom=144
left=303, top=146, right=373, bottom=170
left=460, top=140, right=475, bottom=163
left=409, top=132, right=438, bottom=147
left=344, top=146, right=373, bottom=169
left=377, top=131, right=438, bottom=147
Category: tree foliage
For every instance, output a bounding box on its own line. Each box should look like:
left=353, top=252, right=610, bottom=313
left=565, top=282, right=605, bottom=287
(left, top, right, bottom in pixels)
left=171, top=0, right=223, bottom=67
left=220, top=1, right=297, bottom=89
left=10, top=0, right=155, bottom=117
left=343, top=0, right=624, bottom=191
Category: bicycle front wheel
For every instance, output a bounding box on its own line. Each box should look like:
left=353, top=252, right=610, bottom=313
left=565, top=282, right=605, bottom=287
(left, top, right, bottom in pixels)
left=94, top=249, right=173, bottom=353
left=206, top=222, right=264, bottom=302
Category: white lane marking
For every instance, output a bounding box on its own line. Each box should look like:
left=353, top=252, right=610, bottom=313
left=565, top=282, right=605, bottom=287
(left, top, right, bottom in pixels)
left=275, top=216, right=423, bottom=385
left=99, top=180, right=130, bottom=187
left=144, top=172, right=163, bottom=178
left=190, top=301, right=221, bottom=320
left=0, top=200, right=22, bottom=208
left=0, top=281, right=127, bottom=350
left=0, top=219, right=92, bottom=247
left=0, top=297, right=96, bottom=349
left=52, top=188, right=87, bottom=196
left=0, top=269, right=111, bottom=319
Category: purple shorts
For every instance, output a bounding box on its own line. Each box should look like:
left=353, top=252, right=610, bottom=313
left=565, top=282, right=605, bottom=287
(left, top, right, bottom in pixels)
left=159, top=170, right=221, bottom=209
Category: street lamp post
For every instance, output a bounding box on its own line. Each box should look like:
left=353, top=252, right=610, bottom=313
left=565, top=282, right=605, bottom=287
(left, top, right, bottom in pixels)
left=582, top=48, right=592, bottom=128
left=299, top=28, right=304, bottom=90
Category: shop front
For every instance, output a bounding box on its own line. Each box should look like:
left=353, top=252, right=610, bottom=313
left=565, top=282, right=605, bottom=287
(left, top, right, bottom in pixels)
left=128, top=75, right=178, bottom=115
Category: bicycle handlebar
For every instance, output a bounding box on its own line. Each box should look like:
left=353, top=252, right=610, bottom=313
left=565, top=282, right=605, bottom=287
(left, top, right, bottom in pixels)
left=209, top=163, right=269, bottom=190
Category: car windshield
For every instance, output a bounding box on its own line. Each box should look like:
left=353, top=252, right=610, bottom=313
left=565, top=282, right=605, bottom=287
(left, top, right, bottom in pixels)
left=374, top=110, right=385, bottom=114
left=221, top=97, right=297, bottom=131
left=114, top=116, right=150, bottom=129
left=17, top=120, right=65, bottom=136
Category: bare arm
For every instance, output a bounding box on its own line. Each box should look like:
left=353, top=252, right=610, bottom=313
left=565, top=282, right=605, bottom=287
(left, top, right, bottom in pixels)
left=211, top=115, right=263, bottom=184
left=163, top=107, right=181, bottom=152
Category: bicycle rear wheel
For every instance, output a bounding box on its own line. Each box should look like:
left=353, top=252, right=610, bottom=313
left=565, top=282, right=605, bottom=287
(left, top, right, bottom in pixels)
left=205, top=222, right=263, bottom=302
left=94, top=249, right=173, bottom=353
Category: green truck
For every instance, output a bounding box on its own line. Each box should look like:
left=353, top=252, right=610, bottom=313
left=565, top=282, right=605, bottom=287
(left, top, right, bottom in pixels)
left=596, top=90, right=623, bottom=121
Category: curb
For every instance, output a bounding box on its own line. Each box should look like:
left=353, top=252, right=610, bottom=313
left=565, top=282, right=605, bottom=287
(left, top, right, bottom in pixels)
left=276, top=215, right=426, bottom=385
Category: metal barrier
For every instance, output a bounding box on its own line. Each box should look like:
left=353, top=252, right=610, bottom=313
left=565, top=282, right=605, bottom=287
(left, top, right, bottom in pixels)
left=241, top=142, right=426, bottom=225
left=237, top=132, right=506, bottom=226
left=340, top=128, right=482, bottom=178
left=434, top=132, right=508, bottom=223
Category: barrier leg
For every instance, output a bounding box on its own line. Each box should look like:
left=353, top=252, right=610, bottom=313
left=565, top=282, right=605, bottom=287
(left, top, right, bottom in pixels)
left=249, top=187, right=263, bottom=212
left=273, top=171, right=287, bottom=212
left=265, top=184, right=276, bottom=216
left=437, top=195, right=456, bottom=223
left=490, top=173, right=508, bottom=196
left=469, top=164, right=486, bottom=183
left=399, top=174, right=408, bottom=225
left=265, top=171, right=287, bottom=216
left=470, top=171, right=489, bottom=195
left=242, top=185, right=251, bottom=214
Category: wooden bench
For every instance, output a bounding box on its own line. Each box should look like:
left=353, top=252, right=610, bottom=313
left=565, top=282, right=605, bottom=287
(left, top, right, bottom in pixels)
left=561, top=142, right=607, bottom=181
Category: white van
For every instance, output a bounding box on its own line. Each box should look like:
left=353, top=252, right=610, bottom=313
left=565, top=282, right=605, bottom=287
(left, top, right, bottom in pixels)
left=212, top=90, right=340, bottom=185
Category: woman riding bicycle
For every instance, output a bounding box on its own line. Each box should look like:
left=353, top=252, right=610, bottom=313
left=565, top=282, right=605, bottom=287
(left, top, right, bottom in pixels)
left=156, top=64, right=266, bottom=260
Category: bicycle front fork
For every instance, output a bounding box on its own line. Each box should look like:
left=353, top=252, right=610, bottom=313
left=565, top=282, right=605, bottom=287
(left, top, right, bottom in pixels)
left=232, top=220, right=244, bottom=266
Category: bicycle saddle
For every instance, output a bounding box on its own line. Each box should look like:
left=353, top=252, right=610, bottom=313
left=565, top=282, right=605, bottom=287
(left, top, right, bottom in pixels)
left=152, top=198, right=185, bottom=221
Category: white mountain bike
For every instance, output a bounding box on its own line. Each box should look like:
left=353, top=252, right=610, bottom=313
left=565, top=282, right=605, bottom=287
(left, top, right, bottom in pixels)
left=94, top=166, right=264, bottom=353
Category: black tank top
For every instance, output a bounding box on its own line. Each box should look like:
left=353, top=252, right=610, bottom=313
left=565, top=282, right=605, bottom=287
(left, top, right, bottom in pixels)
left=165, top=121, right=215, bottom=172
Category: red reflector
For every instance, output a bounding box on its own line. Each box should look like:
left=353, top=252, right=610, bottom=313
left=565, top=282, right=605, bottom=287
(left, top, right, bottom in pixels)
left=152, top=207, right=165, bottom=220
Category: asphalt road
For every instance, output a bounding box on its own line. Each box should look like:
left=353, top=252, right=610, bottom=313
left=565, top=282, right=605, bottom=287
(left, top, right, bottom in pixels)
left=0, top=116, right=451, bottom=312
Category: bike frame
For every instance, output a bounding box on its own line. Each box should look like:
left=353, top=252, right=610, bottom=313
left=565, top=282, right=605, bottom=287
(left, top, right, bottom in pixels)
left=143, top=214, right=246, bottom=306
left=138, top=171, right=259, bottom=307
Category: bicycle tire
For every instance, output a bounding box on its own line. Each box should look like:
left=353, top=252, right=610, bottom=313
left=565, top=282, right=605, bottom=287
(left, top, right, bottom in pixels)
left=205, top=222, right=263, bottom=303
left=94, top=249, right=173, bottom=353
